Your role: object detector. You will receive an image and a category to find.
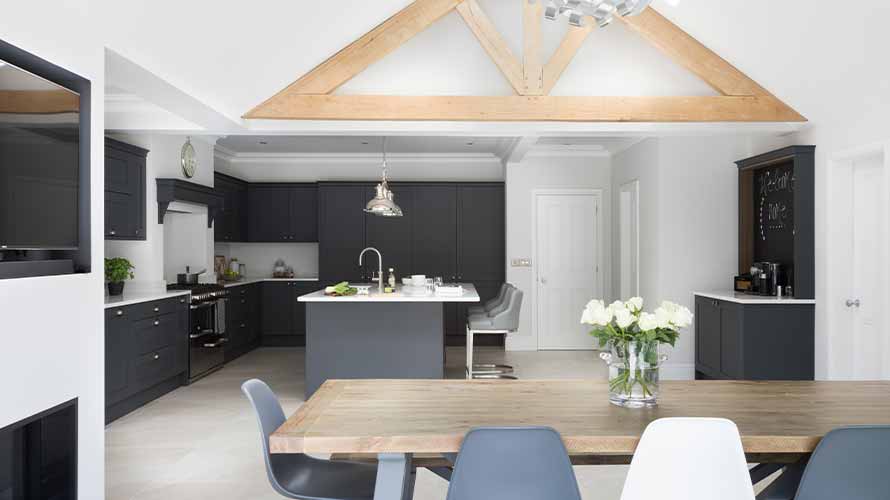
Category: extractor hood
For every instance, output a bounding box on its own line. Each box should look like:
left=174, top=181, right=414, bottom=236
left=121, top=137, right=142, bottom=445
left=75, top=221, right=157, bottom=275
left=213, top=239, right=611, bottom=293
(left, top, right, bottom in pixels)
left=156, top=179, right=224, bottom=228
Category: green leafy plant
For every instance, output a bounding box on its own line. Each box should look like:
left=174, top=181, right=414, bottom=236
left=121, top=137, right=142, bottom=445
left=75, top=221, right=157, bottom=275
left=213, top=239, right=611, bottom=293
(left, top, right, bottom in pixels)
left=105, top=257, right=134, bottom=283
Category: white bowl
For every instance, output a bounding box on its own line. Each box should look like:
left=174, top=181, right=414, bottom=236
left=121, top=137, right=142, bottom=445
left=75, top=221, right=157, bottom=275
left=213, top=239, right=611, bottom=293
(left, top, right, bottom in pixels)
left=401, top=278, right=411, bottom=286
left=411, top=274, right=426, bottom=286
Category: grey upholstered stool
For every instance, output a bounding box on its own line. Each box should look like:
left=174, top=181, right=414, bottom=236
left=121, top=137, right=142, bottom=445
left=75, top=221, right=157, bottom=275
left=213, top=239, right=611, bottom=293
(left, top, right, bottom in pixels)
left=242, top=379, right=382, bottom=500
left=466, top=287, right=523, bottom=379
left=468, top=282, right=512, bottom=316
left=446, top=427, right=582, bottom=500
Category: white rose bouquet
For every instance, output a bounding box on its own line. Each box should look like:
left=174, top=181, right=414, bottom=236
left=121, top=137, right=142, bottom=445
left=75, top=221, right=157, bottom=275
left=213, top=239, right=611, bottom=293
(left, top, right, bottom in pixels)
left=581, top=297, right=693, bottom=404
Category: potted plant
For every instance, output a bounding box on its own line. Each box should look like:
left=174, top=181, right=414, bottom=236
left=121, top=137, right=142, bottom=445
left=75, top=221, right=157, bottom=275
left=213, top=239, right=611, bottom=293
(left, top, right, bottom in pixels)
left=105, top=257, right=134, bottom=296
left=581, top=297, right=692, bottom=408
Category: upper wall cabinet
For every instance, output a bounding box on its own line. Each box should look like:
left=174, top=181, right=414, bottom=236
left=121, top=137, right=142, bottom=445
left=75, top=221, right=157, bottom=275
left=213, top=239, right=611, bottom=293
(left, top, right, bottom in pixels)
left=214, top=173, right=248, bottom=242
left=247, top=183, right=317, bottom=243
left=105, top=138, right=147, bottom=240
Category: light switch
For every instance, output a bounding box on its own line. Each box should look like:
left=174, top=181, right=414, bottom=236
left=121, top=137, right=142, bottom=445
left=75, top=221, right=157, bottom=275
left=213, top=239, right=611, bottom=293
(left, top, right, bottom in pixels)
left=511, top=258, right=532, bottom=267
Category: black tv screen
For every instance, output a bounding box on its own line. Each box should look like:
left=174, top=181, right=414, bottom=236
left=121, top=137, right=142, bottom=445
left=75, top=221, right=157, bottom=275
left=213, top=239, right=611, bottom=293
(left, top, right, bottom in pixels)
left=0, top=58, right=80, bottom=250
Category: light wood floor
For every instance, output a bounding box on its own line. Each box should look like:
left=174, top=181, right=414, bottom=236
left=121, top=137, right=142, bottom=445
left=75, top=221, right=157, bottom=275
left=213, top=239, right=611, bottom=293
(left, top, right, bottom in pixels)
left=105, top=346, right=628, bottom=500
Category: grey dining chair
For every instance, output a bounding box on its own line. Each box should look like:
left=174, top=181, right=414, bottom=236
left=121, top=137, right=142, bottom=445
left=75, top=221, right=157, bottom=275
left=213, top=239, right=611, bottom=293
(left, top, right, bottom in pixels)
left=467, top=282, right=512, bottom=316
left=465, top=286, right=523, bottom=379
left=759, top=425, right=890, bottom=500
left=241, top=379, right=379, bottom=500
left=446, top=427, right=582, bottom=500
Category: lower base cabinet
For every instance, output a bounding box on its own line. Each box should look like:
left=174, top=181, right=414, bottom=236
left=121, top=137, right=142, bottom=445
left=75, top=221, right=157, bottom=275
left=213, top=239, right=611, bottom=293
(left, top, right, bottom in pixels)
left=694, top=295, right=815, bottom=380
left=226, top=283, right=261, bottom=362
left=105, top=296, right=189, bottom=423
left=261, top=281, right=317, bottom=346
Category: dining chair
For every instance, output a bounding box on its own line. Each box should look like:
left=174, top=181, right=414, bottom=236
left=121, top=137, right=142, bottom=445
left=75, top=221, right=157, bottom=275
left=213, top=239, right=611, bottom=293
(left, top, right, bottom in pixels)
left=781, top=425, right=890, bottom=500
left=242, top=379, right=379, bottom=500
left=446, top=426, right=582, bottom=500
left=465, top=287, right=523, bottom=379
left=620, top=418, right=755, bottom=500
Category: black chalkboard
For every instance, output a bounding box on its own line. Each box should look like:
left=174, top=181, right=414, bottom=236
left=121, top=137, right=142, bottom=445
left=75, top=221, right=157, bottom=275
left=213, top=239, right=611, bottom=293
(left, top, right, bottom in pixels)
left=753, top=161, right=794, bottom=267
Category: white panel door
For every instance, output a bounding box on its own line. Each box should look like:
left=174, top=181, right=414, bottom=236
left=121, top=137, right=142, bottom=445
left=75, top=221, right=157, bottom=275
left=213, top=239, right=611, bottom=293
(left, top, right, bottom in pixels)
left=619, top=180, right=640, bottom=299
left=536, top=192, right=602, bottom=350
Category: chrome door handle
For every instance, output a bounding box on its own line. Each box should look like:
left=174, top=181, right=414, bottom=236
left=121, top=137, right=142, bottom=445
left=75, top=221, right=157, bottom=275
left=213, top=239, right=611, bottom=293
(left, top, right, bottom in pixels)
left=540, top=277, right=547, bottom=284
left=846, top=299, right=861, bottom=308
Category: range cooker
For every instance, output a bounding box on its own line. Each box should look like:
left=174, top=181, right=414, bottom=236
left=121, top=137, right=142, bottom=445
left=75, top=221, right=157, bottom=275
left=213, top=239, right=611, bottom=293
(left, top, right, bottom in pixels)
left=166, top=283, right=229, bottom=382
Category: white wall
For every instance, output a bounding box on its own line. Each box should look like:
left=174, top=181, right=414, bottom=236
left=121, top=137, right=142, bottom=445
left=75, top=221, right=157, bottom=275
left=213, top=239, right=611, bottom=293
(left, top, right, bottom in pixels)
left=105, top=134, right=216, bottom=291
left=214, top=242, right=319, bottom=279
left=0, top=4, right=105, bottom=500
left=611, top=137, right=748, bottom=378
left=505, top=154, right=613, bottom=351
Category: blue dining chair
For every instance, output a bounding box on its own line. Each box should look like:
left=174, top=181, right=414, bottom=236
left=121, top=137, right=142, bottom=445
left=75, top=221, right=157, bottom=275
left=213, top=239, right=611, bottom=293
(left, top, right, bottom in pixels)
left=446, top=426, right=582, bottom=500
left=242, top=379, right=379, bottom=500
left=759, top=425, right=890, bottom=500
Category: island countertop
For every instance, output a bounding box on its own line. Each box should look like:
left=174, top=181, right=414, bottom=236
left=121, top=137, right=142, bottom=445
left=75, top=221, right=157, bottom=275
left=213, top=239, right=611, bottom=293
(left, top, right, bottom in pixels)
left=298, top=283, right=480, bottom=303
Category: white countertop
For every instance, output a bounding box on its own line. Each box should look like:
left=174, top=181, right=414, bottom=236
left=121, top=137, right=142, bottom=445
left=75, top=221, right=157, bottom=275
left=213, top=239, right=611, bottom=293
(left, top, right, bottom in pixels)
left=104, top=289, right=191, bottom=308
left=695, top=291, right=816, bottom=305
left=222, top=277, right=319, bottom=288
left=298, top=283, right=481, bottom=303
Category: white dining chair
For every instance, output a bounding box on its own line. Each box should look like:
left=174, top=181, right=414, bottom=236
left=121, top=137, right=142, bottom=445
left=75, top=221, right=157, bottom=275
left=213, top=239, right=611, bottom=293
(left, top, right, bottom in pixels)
left=620, top=418, right=755, bottom=500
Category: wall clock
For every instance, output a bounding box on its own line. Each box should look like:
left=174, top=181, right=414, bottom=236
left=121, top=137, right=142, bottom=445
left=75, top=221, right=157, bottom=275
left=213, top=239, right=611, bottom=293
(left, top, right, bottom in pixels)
left=181, top=137, right=197, bottom=178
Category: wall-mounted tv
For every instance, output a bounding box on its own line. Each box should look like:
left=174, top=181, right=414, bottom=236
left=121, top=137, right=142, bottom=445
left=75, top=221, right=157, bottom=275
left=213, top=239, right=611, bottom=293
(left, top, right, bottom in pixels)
left=0, top=58, right=80, bottom=250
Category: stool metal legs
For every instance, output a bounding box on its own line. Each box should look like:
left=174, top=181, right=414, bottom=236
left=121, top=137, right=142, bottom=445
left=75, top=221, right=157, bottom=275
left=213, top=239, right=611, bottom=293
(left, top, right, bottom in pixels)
left=465, top=326, right=517, bottom=379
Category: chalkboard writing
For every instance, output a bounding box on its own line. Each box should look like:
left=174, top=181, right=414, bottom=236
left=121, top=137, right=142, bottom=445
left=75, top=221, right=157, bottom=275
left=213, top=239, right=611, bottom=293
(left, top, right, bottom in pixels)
left=753, top=162, right=794, bottom=265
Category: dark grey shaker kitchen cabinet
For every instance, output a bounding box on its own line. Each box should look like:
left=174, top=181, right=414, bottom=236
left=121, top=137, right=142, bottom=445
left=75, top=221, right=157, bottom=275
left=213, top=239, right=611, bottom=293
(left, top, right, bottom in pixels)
left=226, top=283, right=261, bottom=361
left=457, top=184, right=505, bottom=282
left=318, top=183, right=373, bottom=283
left=214, top=173, right=248, bottom=242
left=247, top=183, right=318, bottom=242
left=261, top=281, right=314, bottom=346
left=104, top=138, right=147, bottom=240
left=695, top=295, right=814, bottom=380
left=411, top=184, right=458, bottom=280
left=364, top=185, right=414, bottom=278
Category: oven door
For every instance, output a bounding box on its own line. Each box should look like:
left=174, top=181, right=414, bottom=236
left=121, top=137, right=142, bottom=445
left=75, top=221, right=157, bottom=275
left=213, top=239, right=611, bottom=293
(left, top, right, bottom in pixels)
left=188, top=298, right=227, bottom=382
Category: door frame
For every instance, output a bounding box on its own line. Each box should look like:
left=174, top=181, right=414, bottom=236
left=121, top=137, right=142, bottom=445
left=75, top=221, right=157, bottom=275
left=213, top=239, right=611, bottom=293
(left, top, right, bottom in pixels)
left=826, top=141, right=890, bottom=379
left=531, top=188, right=604, bottom=351
left=618, top=179, right=640, bottom=299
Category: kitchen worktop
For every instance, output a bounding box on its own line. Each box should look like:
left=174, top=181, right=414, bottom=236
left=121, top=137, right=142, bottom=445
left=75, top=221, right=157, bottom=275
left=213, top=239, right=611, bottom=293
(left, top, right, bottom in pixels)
left=104, top=289, right=191, bottom=308
left=694, top=291, right=816, bottom=305
left=298, top=283, right=480, bottom=303
left=221, top=277, right=319, bottom=288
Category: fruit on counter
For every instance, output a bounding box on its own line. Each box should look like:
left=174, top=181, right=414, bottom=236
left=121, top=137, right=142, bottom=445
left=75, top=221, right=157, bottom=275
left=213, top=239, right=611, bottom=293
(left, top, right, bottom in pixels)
left=324, top=281, right=358, bottom=296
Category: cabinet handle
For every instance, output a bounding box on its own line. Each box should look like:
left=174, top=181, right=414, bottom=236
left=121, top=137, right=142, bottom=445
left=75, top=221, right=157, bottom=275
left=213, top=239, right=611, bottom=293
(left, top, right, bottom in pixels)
left=154, top=320, right=160, bottom=326
left=116, top=310, right=124, bottom=316
left=135, top=229, right=140, bottom=235
left=109, top=230, right=116, bottom=236
left=153, top=306, right=160, bottom=312
left=240, top=323, right=246, bottom=328
left=153, top=353, right=160, bottom=360
left=180, top=298, right=186, bottom=304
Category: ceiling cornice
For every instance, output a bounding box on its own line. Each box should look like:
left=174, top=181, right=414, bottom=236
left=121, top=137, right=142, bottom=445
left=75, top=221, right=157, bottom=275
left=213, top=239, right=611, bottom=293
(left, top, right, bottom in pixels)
left=525, top=143, right=612, bottom=158
left=213, top=147, right=502, bottom=165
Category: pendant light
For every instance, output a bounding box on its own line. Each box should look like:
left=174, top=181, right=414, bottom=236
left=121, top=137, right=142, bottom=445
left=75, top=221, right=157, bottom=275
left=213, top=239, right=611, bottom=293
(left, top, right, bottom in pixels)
left=364, top=137, right=403, bottom=217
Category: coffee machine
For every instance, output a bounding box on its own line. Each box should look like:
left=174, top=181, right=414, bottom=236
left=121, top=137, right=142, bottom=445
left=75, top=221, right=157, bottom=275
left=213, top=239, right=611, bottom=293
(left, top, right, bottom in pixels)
left=750, top=262, right=784, bottom=296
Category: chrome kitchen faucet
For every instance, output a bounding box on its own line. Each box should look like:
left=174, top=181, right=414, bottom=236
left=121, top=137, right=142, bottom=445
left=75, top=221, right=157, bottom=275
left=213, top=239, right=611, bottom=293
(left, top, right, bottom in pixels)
left=358, top=247, right=383, bottom=293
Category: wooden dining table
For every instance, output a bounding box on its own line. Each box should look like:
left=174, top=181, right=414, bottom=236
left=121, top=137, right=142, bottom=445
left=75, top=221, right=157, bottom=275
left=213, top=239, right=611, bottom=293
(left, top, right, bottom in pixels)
left=271, top=379, right=890, bottom=500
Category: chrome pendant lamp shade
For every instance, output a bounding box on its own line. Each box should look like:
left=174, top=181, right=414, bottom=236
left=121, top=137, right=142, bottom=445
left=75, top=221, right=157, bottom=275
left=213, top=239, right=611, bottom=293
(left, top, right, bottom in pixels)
left=364, top=137, right=403, bottom=217
left=543, top=0, right=652, bottom=28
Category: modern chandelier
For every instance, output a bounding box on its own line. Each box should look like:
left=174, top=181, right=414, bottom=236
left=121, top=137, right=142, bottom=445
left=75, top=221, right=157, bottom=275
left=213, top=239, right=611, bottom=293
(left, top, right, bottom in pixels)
left=543, top=0, right=653, bottom=28
left=364, top=137, right=403, bottom=217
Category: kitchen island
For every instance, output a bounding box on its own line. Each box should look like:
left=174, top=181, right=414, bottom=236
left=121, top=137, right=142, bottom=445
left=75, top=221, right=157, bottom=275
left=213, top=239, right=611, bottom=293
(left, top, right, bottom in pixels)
left=298, top=284, right=480, bottom=397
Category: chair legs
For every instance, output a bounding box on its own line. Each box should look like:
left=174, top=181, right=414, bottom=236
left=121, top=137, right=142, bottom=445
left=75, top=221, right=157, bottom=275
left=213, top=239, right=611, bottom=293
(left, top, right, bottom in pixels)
left=465, top=326, right=516, bottom=379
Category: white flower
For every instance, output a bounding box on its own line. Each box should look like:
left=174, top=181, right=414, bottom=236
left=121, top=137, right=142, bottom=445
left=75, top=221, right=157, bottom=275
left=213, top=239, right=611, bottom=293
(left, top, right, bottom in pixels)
left=658, top=301, right=694, bottom=329
left=581, top=299, right=613, bottom=326
left=607, top=300, right=625, bottom=315
left=613, top=308, right=635, bottom=329
left=653, top=306, right=673, bottom=329
left=638, top=312, right=658, bottom=332
left=625, top=296, right=644, bottom=312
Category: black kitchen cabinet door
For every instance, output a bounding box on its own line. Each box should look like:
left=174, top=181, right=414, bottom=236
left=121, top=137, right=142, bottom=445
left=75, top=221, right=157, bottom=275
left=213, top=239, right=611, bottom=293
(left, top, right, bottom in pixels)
left=318, top=184, right=372, bottom=283
left=695, top=296, right=722, bottom=377
left=290, top=185, right=318, bottom=242
left=411, top=184, right=458, bottom=280
left=457, top=184, right=505, bottom=282
left=719, top=302, right=742, bottom=379
left=365, top=185, right=414, bottom=278
left=261, top=281, right=295, bottom=336
left=214, top=174, right=248, bottom=242
left=104, top=138, right=146, bottom=240
left=105, top=307, right=131, bottom=405
left=292, top=282, right=317, bottom=336
left=248, top=185, right=292, bottom=242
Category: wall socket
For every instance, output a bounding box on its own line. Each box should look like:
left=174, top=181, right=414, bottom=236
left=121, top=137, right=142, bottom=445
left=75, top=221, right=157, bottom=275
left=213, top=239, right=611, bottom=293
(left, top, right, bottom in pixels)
left=511, top=258, right=532, bottom=267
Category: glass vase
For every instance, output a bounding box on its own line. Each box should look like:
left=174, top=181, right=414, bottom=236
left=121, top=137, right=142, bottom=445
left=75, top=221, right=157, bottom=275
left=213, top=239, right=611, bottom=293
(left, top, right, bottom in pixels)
left=599, top=340, right=667, bottom=408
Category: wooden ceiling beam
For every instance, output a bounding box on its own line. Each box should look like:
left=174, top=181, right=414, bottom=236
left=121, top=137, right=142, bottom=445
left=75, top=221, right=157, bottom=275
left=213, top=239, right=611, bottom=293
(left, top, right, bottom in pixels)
left=0, top=90, right=80, bottom=114
left=543, top=23, right=594, bottom=95
left=456, top=0, right=525, bottom=95
left=244, top=0, right=462, bottom=116
left=244, top=94, right=807, bottom=122
left=522, top=0, right=544, bottom=95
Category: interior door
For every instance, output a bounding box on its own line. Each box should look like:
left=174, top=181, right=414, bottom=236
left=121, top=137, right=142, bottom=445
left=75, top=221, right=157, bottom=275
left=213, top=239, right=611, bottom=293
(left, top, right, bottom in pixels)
left=536, top=192, right=602, bottom=350
left=619, top=180, right=639, bottom=299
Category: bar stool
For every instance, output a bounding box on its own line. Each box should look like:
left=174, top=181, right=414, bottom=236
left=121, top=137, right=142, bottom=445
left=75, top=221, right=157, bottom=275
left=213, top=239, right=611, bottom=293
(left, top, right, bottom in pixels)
left=466, top=287, right=523, bottom=379
left=468, top=283, right=512, bottom=316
